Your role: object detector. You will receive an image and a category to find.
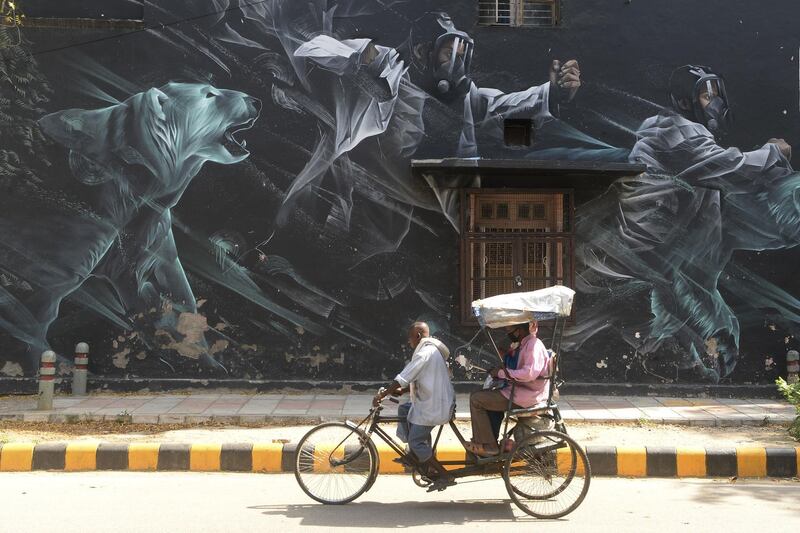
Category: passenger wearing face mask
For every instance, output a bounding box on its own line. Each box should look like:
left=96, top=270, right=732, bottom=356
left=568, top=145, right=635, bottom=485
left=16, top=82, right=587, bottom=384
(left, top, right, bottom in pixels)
left=578, top=64, right=799, bottom=382
left=466, top=320, right=552, bottom=457
left=486, top=324, right=528, bottom=440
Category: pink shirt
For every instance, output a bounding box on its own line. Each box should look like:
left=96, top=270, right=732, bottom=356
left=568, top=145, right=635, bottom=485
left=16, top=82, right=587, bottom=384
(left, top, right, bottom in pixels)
left=497, top=333, right=550, bottom=407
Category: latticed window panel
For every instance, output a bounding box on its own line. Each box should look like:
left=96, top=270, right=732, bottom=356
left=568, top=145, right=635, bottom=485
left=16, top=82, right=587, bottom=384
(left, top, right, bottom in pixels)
left=462, top=190, right=573, bottom=321
left=478, top=0, right=559, bottom=28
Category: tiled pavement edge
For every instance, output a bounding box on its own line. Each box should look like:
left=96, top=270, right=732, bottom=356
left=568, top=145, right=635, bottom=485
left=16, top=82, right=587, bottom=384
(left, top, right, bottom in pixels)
left=0, top=441, right=798, bottom=478
left=0, top=394, right=795, bottom=426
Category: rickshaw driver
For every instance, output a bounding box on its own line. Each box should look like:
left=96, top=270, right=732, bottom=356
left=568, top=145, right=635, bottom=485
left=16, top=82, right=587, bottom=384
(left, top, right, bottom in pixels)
left=466, top=319, right=551, bottom=457
left=373, top=321, right=456, bottom=487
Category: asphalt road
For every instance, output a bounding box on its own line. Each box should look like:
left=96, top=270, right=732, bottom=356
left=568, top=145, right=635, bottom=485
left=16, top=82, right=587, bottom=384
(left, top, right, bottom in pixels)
left=1, top=473, right=798, bottom=532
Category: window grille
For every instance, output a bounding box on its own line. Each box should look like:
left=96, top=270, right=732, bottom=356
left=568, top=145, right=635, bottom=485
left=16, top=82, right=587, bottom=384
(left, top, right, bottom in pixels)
left=478, top=0, right=559, bottom=28
left=461, top=190, right=573, bottom=322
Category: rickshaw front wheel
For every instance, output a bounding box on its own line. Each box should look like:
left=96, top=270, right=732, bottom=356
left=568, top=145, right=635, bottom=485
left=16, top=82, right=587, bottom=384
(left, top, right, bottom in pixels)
left=502, top=429, right=591, bottom=519
left=294, top=422, right=379, bottom=505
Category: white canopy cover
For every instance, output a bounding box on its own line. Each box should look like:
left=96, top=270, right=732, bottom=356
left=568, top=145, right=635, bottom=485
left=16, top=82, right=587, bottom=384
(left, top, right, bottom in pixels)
left=471, top=286, right=575, bottom=328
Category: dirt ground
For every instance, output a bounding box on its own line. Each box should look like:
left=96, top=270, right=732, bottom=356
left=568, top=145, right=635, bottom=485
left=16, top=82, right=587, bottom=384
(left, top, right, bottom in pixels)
left=0, top=419, right=795, bottom=448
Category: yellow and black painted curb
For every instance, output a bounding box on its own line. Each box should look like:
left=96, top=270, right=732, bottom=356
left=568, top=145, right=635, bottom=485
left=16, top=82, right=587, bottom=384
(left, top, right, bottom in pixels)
left=0, top=442, right=798, bottom=477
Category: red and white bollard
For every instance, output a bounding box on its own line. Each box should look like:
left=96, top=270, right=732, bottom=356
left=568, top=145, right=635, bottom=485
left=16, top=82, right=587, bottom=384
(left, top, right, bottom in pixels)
left=73, top=342, right=89, bottom=396
left=37, top=350, right=56, bottom=411
left=787, top=350, right=799, bottom=384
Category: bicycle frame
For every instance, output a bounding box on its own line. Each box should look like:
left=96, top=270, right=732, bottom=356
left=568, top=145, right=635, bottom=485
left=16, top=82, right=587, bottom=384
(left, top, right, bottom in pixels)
left=336, top=315, right=571, bottom=481
left=347, top=401, right=565, bottom=481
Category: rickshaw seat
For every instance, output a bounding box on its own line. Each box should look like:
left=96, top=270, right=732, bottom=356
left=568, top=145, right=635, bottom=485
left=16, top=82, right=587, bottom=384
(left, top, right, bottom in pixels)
left=508, top=401, right=555, bottom=418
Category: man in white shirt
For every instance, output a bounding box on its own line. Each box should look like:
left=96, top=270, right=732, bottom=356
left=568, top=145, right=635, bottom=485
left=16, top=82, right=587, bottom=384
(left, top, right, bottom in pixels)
left=373, top=321, right=455, bottom=487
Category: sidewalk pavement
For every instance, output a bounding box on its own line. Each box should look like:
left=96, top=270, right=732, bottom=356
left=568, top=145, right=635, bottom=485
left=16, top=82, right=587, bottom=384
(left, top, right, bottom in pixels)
left=0, top=393, right=795, bottom=426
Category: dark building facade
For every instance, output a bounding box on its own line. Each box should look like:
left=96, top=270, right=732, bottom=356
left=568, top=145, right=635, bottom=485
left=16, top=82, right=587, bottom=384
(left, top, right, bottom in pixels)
left=0, top=0, right=798, bottom=388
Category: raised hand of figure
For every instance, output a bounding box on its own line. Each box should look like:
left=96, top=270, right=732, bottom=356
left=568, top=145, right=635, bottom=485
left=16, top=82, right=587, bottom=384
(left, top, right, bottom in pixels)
left=549, top=59, right=581, bottom=103
left=768, top=138, right=792, bottom=161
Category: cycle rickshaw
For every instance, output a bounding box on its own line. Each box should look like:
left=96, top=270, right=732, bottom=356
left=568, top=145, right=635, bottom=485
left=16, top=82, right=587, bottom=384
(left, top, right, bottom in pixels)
left=293, top=286, right=591, bottom=519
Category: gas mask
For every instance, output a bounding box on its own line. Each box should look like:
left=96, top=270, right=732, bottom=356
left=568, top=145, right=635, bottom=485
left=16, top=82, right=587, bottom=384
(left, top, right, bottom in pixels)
left=410, top=13, right=474, bottom=101
left=669, top=65, right=733, bottom=136
left=698, top=79, right=733, bottom=135
left=429, top=32, right=474, bottom=100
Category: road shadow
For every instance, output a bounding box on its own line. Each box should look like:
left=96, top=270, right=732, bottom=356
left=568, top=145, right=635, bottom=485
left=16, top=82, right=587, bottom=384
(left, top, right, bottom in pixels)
left=687, top=479, right=800, bottom=505
left=249, top=499, right=557, bottom=527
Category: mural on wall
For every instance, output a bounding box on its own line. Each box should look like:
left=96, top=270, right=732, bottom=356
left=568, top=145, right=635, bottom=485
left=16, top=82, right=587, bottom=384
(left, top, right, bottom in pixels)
left=574, top=65, right=800, bottom=382
left=1, top=81, right=260, bottom=368
left=0, top=0, right=798, bottom=383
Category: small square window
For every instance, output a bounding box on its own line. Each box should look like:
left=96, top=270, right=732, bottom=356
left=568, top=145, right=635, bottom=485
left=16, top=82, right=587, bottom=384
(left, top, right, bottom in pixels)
left=504, top=119, right=533, bottom=147
left=496, top=203, right=510, bottom=219
left=479, top=0, right=560, bottom=28
left=518, top=203, right=531, bottom=219
left=480, top=203, right=494, bottom=219
left=532, top=203, right=546, bottom=219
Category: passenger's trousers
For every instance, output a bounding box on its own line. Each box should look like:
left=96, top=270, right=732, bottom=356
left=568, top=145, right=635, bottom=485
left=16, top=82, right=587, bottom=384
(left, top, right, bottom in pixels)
left=469, top=389, right=521, bottom=446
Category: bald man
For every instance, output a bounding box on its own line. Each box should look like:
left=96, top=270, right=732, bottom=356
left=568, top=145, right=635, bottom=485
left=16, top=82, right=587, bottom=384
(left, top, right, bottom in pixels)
left=373, top=321, right=455, bottom=488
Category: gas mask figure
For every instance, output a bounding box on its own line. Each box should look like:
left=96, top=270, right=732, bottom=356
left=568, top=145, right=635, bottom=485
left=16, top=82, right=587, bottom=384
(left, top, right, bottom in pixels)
left=668, top=65, right=733, bottom=136
left=413, top=13, right=475, bottom=101
left=408, top=11, right=581, bottom=158
left=577, top=62, right=796, bottom=383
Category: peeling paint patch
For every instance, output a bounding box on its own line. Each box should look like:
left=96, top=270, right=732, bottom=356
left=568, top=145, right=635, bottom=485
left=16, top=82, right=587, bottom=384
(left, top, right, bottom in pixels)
left=0, top=361, right=23, bottom=377
left=155, top=312, right=210, bottom=359
left=596, top=359, right=608, bottom=369
left=209, top=340, right=229, bottom=355
left=704, top=337, right=720, bottom=359
left=112, top=349, right=131, bottom=369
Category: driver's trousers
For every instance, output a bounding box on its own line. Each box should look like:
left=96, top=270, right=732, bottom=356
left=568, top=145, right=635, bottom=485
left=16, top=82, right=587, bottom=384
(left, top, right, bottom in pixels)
left=469, top=390, right=522, bottom=446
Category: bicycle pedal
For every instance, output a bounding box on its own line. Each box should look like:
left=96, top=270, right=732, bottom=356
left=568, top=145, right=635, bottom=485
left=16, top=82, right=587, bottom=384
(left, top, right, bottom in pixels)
left=426, top=478, right=456, bottom=492
left=392, top=457, right=414, bottom=467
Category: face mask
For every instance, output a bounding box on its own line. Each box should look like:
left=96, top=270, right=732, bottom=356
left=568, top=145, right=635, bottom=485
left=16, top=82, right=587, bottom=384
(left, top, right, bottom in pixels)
left=429, top=35, right=473, bottom=101
left=703, top=95, right=732, bottom=135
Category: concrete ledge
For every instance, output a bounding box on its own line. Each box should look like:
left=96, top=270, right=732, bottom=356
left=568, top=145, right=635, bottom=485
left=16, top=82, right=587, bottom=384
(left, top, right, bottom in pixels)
left=2, top=411, right=791, bottom=427
left=0, top=377, right=784, bottom=399
left=0, top=442, right=797, bottom=478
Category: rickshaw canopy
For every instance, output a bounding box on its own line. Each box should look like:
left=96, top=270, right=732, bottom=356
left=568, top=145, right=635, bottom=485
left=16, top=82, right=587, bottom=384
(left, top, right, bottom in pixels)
left=471, top=286, right=575, bottom=328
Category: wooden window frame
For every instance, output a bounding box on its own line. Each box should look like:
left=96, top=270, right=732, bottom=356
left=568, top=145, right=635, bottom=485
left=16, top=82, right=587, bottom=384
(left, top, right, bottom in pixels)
left=459, top=187, right=574, bottom=325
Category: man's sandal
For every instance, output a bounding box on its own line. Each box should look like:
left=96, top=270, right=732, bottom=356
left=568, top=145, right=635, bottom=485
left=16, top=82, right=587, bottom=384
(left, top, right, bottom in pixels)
left=464, top=441, right=500, bottom=457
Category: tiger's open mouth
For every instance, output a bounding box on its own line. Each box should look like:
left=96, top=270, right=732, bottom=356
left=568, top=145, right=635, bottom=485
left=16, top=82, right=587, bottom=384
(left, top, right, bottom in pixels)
left=222, top=116, right=257, bottom=157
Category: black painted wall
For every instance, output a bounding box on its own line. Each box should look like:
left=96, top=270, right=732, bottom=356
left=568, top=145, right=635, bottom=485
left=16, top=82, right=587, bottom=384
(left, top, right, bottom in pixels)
left=0, top=0, right=798, bottom=386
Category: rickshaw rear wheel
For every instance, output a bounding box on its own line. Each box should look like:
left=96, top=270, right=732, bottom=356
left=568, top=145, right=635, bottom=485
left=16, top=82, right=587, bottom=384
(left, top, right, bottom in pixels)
left=502, top=429, right=591, bottom=519
left=294, top=422, right=379, bottom=505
